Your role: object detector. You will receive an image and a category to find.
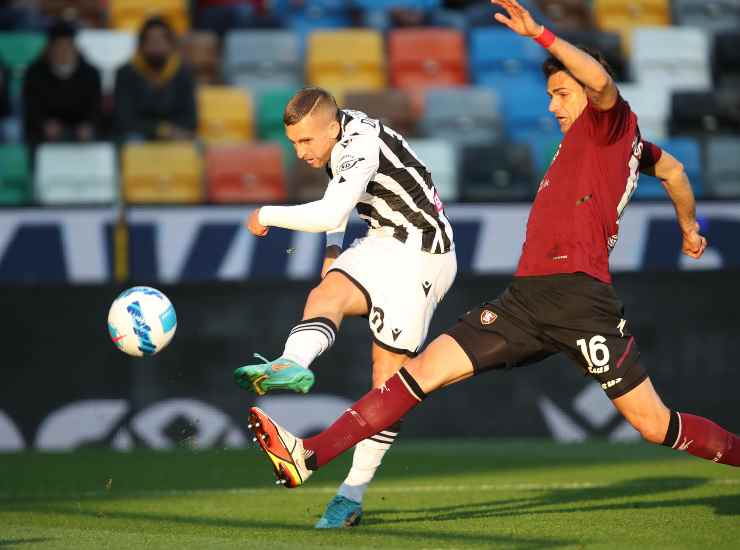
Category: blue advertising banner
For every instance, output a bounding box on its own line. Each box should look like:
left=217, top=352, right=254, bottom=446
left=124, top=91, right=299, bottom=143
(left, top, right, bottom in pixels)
left=0, top=203, right=738, bottom=284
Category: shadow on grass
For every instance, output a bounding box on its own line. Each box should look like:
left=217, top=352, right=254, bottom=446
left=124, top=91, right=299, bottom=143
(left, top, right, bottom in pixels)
left=364, top=476, right=739, bottom=525
left=0, top=540, right=53, bottom=547
left=2, top=505, right=574, bottom=549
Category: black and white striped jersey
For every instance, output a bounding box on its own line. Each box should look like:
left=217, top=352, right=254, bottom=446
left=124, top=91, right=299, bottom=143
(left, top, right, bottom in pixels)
left=327, top=109, right=454, bottom=255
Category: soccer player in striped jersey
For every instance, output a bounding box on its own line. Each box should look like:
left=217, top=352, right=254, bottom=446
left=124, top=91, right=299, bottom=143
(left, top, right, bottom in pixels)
left=234, top=87, right=457, bottom=527
left=246, top=0, right=739, bottom=501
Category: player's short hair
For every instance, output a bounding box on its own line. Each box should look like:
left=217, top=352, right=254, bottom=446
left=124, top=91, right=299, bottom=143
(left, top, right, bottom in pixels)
left=542, top=47, right=615, bottom=82
left=283, top=87, right=338, bottom=126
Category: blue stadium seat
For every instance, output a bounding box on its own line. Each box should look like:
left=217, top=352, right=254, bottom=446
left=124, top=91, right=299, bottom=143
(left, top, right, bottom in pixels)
left=419, top=87, right=501, bottom=146
left=635, top=138, right=703, bottom=200
left=478, top=72, right=555, bottom=136
left=672, top=0, right=740, bottom=33
left=469, top=27, right=546, bottom=83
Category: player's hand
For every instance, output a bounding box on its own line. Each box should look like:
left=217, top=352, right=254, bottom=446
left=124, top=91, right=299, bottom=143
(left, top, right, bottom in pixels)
left=681, top=223, right=707, bottom=259
left=491, top=0, right=543, bottom=38
left=321, top=245, right=342, bottom=278
left=320, top=257, right=334, bottom=279
left=247, top=208, right=269, bottom=237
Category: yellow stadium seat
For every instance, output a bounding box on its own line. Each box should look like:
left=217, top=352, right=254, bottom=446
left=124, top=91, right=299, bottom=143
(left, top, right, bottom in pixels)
left=122, top=142, right=203, bottom=203
left=594, top=0, right=670, bottom=53
left=197, top=86, right=254, bottom=144
left=307, top=30, right=386, bottom=101
left=109, top=0, right=189, bottom=35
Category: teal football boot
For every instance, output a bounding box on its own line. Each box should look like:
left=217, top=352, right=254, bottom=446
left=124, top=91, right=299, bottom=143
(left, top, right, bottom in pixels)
left=315, top=495, right=363, bottom=528
left=234, top=354, right=315, bottom=395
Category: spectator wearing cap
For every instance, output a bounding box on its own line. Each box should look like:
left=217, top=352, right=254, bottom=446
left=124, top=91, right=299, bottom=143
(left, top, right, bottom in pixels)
left=21, top=20, right=102, bottom=148
left=114, top=16, right=196, bottom=142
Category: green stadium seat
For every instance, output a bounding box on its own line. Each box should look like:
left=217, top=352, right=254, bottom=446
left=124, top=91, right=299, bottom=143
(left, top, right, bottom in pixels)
left=0, top=32, right=46, bottom=95
left=0, top=144, right=31, bottom=205
left=256, top=87, right=297, bottom=165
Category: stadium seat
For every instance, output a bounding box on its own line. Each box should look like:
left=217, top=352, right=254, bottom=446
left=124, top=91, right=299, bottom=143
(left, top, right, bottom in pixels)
left=593, top=0, right=670, bottom=53
left=458, top=143, right=536, bottom=201
left=109, top=0, right=190, bottom=35
left=631, top=27, right=711, bottom=92
left=34, top=143, right=117, bottom=205
left=206, top=143, right=287, bottom=203
left=306, top=30, right=386, bottom=101
left=0, top=32, right=46, bottom=94
left=76, top=30, right=135, bottom=94
left=0, top=144, right=31, bottom=205
left=256, top=87, right=295, bottom=141
left=223, top=31, right=301, bottom=93
left=419, top=87, right=501, bottom=146
left=344, top=89, right=417, bottom=137
left=619, top=84, right=671, bottom=140
left=635, top=137, right=703, bottom=199
left=287, top=156, right=329, bottom=201
left=713, top=32, right=740, bottom=89
left=469, top=27, right=546, bottom=85
left=197, top=86, right=254, bottom=144
left=388, top=28, right=467, bottom=90
left=479, top=72, right=555, bottom=137
left=705, top=137, right=740, bottom=198
left=510, top=128, right=562, bottom=179
left=672, top=0, right=740, bottom=33
left=407, top=139, right=458, bottom=202
left=538, top=0, right=595, bottom=32
left=558, top=30, right=627, bottom=82
left=181, top=31, right=221, bottom=85
left=669, top=90, right=740, bottom=136
left=122, top=142, right=203, bottom=203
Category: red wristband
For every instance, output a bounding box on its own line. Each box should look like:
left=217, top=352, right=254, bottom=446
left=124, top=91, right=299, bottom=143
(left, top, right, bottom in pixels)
left=534, top=26, right=556, bottom=49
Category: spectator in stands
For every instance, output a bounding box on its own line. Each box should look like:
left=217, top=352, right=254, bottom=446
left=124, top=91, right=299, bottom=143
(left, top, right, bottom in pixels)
left=114, top=16, right=196, bottom=142
left=22, top=20, right=102, bottom=149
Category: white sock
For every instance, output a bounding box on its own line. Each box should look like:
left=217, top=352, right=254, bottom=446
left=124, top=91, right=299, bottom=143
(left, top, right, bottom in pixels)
left=281, top=316, right=337, bottom=369
left=337, top=422, right=401, bottom=504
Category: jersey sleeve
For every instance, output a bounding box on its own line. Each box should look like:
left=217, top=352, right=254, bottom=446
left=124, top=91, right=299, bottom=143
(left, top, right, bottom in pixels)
left=258, top=135, right=379, bottom=233
left=639, top=140, right=663, bottom=171
left=583, top=93, right=633, bottom=145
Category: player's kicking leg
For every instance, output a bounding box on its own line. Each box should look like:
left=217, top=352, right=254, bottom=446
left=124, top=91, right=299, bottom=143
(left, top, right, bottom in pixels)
left=613, top=377, right=740, bottom=466
left=233, top=271, right=367, bottom=395
left=315, top=345, right=406, bottom=528
left=247, top=333, right=478, bottom=487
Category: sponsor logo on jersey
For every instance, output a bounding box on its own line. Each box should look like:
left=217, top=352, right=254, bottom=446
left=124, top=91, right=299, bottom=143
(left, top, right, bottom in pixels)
left=480, top=309, right=497, bottom=325
left=537, top=178, right=550, bottom=193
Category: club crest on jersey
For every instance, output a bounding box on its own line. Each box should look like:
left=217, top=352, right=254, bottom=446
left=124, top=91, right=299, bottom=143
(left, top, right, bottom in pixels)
left=480, top=309, right=497, bottom=325
left=337, top=155, right=364, bottom=173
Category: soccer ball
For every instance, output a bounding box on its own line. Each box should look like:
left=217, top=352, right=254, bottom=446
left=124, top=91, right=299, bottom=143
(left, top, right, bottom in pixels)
left=107, top=286, right=177, bottom=357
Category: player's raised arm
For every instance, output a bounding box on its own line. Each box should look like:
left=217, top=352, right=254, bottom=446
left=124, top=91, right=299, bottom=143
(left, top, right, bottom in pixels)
left=492, top=0, right=617, bottom=110
left=640, top=142, right=707, bottom=259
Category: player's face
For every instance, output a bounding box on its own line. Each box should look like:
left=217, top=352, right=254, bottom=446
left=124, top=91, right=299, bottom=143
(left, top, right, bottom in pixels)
left=285, top=110, right=340, bottom=169
left=546, top=71, right=588, bottom=133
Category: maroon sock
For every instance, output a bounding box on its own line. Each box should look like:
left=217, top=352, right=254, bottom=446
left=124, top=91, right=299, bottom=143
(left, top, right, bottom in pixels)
left=663, top=411, right=740, bottom=466
left=303, top=367, right=425, bottom=469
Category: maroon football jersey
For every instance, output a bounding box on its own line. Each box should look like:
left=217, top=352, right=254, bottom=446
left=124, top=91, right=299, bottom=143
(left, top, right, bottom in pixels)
left=516, top=94, right=651, bottom=284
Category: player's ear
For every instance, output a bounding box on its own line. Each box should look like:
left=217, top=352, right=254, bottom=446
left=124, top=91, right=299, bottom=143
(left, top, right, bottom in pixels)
left=327, top=117, right=340, bottom=141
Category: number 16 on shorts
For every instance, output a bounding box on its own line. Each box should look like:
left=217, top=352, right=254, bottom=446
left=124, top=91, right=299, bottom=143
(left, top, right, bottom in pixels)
left=576, top=335, right=610, bottom=375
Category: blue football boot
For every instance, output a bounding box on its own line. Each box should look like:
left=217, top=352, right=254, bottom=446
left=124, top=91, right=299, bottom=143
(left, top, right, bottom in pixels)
left=315, top=495, right=363, bottom=529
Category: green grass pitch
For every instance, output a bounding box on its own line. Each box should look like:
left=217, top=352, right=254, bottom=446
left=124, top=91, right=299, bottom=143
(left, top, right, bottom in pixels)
left=1, top=440, right=739, bottom=549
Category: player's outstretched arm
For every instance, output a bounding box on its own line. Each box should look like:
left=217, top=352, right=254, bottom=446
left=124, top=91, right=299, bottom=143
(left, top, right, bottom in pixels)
left=643, top=148, right=707, bottom=259
left=491, top=0, right=617, bottom=110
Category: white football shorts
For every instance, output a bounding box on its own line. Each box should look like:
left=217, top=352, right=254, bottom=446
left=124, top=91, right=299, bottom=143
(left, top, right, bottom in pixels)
left=328, top=235, right=457, bottom=355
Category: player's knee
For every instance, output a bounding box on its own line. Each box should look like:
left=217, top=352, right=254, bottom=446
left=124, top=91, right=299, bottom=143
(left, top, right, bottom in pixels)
left=629, top=415, right=667, bottom=444
left=372, top=359, right=404, bottom=388
left=306, top=281, right=344, bottom=310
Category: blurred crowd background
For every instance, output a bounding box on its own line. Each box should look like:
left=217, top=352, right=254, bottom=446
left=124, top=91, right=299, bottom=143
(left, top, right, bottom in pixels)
left=0, top=0, right=738, bottom=207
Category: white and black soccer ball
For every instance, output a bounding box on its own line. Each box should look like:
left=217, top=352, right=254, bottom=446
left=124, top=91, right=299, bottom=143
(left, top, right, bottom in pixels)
left=107, top=286, right=177, bottom=357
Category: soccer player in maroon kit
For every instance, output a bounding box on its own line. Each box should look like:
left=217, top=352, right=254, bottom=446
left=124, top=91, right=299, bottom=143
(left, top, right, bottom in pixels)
left=247, top=0, right=739, bottom=489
